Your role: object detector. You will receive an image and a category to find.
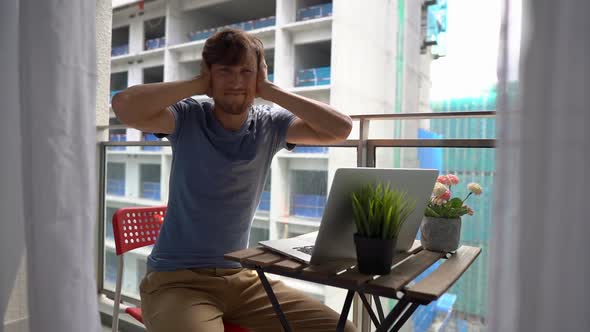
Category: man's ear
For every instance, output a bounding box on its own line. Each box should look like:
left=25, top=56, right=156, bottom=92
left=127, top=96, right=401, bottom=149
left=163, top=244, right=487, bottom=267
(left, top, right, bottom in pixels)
left=199, top=60, right=210, bottom=74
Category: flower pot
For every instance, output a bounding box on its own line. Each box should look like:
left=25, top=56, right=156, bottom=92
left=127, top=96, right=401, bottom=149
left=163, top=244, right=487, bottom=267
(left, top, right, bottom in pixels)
left=420, top=216, right=461, bottom=253
left=353, top=234, right=396, bottom=275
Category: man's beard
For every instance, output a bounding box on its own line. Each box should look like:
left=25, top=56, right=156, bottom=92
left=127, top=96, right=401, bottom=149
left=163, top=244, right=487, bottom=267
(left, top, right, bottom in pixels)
left=215, top=98, right=252, bottom=115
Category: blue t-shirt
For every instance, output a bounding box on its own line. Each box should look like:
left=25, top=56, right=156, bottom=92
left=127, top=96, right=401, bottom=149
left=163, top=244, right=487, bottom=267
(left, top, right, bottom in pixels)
left=147, top=99, right=297, bottom=271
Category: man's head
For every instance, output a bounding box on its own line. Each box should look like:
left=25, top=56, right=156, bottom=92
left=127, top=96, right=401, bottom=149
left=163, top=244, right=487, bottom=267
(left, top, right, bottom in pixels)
left=202, top=28, right=264, bottom=115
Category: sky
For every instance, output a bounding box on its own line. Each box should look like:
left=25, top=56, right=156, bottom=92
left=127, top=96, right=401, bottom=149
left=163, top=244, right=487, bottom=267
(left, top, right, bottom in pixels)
left=429, top=0, right=507, bottom=99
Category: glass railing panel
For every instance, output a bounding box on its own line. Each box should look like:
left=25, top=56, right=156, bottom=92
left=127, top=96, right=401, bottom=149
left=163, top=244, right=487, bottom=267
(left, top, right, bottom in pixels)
left=375, top=146, right=494, bottom=332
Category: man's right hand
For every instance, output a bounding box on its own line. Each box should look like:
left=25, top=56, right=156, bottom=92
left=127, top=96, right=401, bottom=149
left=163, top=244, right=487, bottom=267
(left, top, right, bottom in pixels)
left=112, top=65, right=213, bottom=135
left=194, top=61, right=213, bottom=97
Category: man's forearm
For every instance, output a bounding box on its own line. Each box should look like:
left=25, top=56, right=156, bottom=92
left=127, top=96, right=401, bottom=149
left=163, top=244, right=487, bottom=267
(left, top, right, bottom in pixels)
left=112, top=79, right=203, bottom=125
left=263, top=84, right=352, bottom=139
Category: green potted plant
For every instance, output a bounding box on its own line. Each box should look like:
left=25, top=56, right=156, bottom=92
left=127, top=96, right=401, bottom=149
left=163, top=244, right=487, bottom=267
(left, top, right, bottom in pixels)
left=351, top=183, right=416, bottom=275
left=421, top=174, right=483, bottom=252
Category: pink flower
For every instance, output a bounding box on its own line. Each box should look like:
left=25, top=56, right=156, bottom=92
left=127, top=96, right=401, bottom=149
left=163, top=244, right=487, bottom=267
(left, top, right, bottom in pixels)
left=437, top=175, right=451, bottom=185
left=447, top=174, right=460, bottom=185
left=439, top=190, right=451, bottom=200
left=462, top=204, right=475, bottom=216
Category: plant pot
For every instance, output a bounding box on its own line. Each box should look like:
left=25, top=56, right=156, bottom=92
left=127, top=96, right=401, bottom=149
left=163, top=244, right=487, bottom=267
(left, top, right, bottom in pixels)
left=353, top=234, right=396, bottom=275
left=420, top=216, right=461, bottom=253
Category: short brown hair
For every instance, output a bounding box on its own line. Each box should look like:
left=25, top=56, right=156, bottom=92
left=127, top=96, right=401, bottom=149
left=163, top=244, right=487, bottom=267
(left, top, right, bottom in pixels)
left=202, top=28, right=264, bottom=67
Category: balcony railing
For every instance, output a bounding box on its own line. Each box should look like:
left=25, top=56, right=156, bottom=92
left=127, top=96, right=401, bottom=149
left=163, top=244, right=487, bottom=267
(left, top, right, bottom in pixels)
left=142, top=133, right=162, bottom=151
left=258, top=191, right=271, bottom=211
left=106, top=179, right=125, bottom=196
left=144, top=37, right=166, bottom=50
left=297, top=3, right=333, bottom=22
left=111, top=44, right=129, bottom=57
left=108, top=134, right=126, bottom=151
left=141, top=181, right=161, bottom=201
left=97, top=110, right=495, bottom=332
left=186, top=16, right=276, bottom=43
left=292, top=146, right=329, bottom=154
left=295, top=66, right=331, bottom=87
left=290, top=194, right=327, bottom=218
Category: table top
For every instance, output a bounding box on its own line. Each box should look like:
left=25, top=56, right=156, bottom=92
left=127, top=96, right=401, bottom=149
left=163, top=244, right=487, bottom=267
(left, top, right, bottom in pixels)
left=225, top=241, right=481, bottom=305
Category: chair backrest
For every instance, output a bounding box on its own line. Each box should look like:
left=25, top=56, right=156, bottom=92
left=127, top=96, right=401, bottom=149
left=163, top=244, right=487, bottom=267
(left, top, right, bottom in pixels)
left=110, top=205, right=249, bottom=332
left=112, top=206, right=166, bottom=256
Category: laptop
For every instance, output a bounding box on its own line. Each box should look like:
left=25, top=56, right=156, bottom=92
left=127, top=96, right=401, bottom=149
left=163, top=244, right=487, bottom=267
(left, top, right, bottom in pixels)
left=259, top=167, right=438, bottom=265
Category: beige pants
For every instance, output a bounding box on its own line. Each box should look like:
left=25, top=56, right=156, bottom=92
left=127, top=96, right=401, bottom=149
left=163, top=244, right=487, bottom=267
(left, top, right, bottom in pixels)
left=139, top=267, right=357, bottom=332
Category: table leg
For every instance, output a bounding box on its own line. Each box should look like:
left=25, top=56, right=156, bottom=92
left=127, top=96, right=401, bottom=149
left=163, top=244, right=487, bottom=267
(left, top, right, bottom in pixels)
left=357, top=292, right=381, bottom=329
left=390, top=303, right=420, bottom=332
left=373, top=295, right=385, bottom=322
left=336, top=290, right=355, bottom=332
left=375, top=299, right=411, bottom=332
left=255, top=267, right=292, bottom=332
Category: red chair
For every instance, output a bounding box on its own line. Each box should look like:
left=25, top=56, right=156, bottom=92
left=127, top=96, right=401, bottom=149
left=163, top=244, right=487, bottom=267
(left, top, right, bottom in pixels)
left=110, top=206, right=247, bottom=332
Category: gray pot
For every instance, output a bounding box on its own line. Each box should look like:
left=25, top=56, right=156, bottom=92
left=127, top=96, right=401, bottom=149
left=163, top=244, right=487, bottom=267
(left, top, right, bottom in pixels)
left=420, top=216, right=461, bottom=253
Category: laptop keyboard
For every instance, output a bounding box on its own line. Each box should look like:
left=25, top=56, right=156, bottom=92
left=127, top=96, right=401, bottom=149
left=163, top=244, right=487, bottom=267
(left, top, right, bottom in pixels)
left=293, top=245, right=314, bottom=256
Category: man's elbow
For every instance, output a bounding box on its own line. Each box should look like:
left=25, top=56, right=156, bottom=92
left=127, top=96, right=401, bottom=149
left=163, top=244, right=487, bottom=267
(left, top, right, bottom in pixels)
left=111, top=91, right=132, bottom=124
left=332, top=116, right=353, bottom=141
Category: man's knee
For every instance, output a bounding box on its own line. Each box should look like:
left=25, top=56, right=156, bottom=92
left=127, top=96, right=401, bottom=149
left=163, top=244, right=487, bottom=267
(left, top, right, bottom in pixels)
left=143, top=304, right=224, bottom=332
left=145, top=314, right=224, bottom=332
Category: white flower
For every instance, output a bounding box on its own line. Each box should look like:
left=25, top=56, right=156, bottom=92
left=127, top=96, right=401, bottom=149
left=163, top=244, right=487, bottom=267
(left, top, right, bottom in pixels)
left=431, top=197, right=447, bottom=206
left=468, top=183, right=483, bottom=195
left=433, top=182, right=449, bottom=197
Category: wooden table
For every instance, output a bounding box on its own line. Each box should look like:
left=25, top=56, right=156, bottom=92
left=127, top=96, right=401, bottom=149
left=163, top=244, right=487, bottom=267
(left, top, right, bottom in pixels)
left=225, top=241, right=481, bottom=332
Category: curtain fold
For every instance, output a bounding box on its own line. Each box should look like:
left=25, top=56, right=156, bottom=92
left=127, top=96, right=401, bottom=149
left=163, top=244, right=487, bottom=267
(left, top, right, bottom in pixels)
left=0, top=1, right=27, bottom=328
left=1, top=1, right=100, bottom=331
left=490, top=0, right=590, bottom=331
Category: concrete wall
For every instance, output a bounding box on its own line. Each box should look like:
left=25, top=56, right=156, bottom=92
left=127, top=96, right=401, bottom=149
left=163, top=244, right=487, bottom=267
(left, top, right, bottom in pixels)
left=400, top=0, right=433, bottom=167
left=97, top=0, right=114, bottom=142
left=96, top=0, right=113, bottom=310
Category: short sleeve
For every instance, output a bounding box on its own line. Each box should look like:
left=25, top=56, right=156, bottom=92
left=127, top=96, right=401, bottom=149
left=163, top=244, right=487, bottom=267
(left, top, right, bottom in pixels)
left=154, top=98, right=199, bottom=142
left=270, top=106, right=298, bottom=153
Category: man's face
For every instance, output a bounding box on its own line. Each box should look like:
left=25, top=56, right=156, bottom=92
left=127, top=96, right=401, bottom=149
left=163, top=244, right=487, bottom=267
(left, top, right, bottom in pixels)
left=209, top=50, right=258, bottom=115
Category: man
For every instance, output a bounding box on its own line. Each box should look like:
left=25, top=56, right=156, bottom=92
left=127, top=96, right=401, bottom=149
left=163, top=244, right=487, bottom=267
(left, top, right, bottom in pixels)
left=112, top=28, right=355, bottom=332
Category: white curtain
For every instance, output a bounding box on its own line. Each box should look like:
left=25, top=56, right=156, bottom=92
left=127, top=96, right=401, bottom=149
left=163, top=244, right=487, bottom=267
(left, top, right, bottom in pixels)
left=0, top=1, right=100, bottom=332
left=490, top=0, right=590, bottom=331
